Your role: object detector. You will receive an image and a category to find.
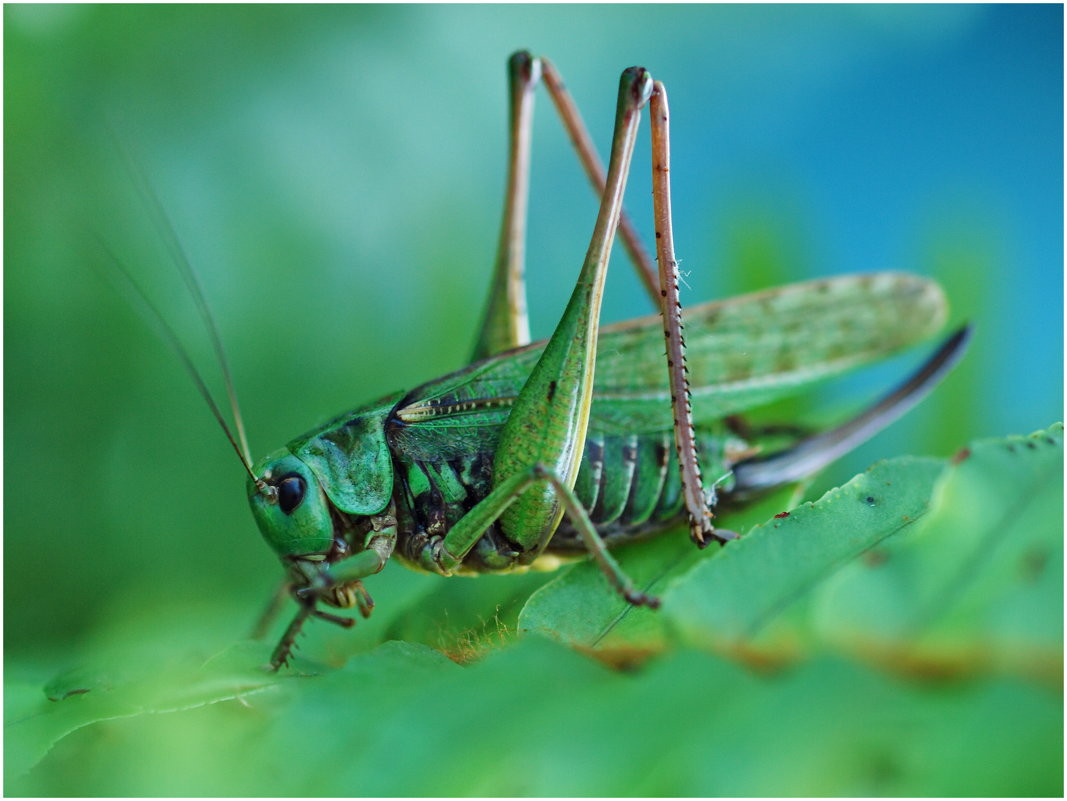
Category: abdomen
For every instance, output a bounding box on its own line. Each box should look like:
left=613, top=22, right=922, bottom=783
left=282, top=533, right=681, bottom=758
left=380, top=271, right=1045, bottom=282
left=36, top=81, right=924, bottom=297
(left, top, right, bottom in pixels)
left=388, top=423, right=741, bottom=570
left=548, top=426, right=737, bottom=552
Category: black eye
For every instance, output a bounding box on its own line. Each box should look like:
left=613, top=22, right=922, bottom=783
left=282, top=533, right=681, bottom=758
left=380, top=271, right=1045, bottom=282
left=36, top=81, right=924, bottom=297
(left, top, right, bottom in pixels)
left=277, top=474, right=306, bottom=515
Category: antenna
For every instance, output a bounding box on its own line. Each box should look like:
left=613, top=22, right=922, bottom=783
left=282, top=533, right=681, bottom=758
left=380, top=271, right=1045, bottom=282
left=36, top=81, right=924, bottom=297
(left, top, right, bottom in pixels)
left=95, top=238, right=261, bottom=486
left=111, top=129, right=254, bottom=469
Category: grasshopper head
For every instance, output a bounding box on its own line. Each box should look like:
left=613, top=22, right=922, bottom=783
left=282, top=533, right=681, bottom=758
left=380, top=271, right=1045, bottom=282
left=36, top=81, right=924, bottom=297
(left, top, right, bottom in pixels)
left=247, top=449, right=335, bottom=558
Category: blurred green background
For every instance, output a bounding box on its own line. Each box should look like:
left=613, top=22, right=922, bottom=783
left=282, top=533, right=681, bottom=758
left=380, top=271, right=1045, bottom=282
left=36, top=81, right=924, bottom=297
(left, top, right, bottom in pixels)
left=5, top=5, right=1062, bottom=795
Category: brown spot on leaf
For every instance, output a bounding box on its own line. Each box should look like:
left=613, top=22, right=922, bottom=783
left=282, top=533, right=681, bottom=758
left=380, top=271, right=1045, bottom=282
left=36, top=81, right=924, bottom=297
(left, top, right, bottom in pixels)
left=1020, top=547, right=1048, bottom=582
left=864, top=550, right=889, bottom=567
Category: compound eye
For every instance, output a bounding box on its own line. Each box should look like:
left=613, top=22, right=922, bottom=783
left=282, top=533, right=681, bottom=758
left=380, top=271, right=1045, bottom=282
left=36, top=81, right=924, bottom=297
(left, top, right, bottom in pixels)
left=277, top=474, right=306, bottom=515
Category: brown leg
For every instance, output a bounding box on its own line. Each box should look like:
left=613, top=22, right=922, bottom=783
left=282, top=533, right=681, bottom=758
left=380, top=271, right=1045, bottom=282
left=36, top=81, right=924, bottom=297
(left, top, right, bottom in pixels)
left=541, top=57, right=661, bottom=305
left=649, top=81, right=734, bottom=548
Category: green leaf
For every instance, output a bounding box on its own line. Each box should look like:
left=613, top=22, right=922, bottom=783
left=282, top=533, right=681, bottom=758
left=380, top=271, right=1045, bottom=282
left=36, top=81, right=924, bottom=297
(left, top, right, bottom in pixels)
left=663, top=456, right=945, bottom=660
left=5, top=641, right=284, bottom=784
left=518, top=484, right=801, bottom=664
left=814, top=423, right=1063, bottom=681
left=7, top=637, right=1061, bottom=795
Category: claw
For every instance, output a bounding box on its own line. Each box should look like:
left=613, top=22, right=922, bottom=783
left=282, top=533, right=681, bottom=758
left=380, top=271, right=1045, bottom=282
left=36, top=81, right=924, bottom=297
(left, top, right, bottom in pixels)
left=313, top=609, right=356, bottom=628
left=624, top=589, right=661, bottom=609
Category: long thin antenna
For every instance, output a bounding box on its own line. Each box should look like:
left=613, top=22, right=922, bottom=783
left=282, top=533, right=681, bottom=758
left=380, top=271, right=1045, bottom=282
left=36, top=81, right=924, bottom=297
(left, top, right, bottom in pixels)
left=111, top=129, right=254, bottom=469
left=96, top=238, right=260, bottom=485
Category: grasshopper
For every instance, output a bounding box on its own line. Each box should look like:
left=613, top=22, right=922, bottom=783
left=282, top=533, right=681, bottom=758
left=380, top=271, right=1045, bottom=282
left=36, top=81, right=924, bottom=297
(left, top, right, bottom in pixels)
left=112, top=53, right=968, bottom=669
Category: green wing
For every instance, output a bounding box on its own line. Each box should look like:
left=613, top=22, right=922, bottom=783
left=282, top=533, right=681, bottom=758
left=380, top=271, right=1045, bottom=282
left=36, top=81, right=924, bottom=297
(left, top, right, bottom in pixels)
left=396, top=272, right=947, bottom=435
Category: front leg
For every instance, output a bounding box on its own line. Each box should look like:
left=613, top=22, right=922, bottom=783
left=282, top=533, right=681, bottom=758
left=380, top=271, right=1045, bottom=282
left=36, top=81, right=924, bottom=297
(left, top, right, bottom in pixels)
left=270, top=529, right=395, bottom=670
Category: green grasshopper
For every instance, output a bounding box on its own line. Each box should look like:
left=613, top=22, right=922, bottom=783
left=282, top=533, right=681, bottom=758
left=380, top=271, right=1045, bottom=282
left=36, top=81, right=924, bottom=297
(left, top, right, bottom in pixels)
left=114, top=53, right=969, bottom=670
